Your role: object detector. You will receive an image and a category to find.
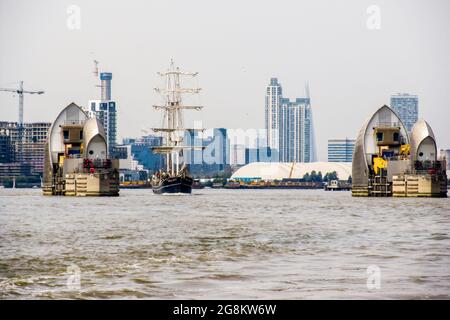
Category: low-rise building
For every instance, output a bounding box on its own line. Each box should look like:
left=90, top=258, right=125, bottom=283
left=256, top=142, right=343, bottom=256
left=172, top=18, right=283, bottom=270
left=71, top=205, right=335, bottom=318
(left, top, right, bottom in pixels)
left=328, top=138, right=355, bottom=162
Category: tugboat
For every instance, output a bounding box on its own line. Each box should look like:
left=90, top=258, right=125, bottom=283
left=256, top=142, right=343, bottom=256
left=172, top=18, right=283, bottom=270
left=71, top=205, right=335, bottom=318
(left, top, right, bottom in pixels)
left=151, top=60, right=203, bottom=194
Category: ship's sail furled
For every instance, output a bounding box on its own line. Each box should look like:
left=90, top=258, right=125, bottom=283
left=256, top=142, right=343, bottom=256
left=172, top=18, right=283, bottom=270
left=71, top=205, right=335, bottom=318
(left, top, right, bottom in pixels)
left=150, top=60, right=204, bottom=194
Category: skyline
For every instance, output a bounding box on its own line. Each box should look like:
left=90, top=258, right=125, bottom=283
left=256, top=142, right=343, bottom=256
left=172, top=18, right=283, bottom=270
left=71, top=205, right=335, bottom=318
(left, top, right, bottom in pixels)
left=1, top=0, right=449, bottom=161
left=0, top=0, right=449, bottom=303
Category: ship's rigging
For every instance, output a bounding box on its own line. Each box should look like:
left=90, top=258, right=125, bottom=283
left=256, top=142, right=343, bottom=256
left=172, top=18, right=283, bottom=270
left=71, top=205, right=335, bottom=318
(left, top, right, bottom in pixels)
left=152, top=60, right=204, bottom=177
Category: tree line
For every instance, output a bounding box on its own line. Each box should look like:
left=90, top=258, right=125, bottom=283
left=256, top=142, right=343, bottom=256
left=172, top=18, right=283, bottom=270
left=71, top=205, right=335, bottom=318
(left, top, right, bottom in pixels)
left=302, top=171, right=338, bottom=182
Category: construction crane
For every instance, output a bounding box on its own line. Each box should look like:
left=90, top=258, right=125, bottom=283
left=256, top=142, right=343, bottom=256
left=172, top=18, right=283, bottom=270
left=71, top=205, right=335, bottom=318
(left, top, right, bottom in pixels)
left=92, top=60, right=107, bottom=96
left=288, top=161, right=296, bottom=179
left=93, top=60, right=99, bottom=78
left=0, top=81, right=45, bottom=126
left=0, top=81, right=45, bottom=164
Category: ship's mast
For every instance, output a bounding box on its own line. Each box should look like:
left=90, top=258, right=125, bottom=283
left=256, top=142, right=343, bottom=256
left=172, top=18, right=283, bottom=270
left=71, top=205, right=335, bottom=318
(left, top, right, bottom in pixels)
left=153, top=60, right=203, bottom=175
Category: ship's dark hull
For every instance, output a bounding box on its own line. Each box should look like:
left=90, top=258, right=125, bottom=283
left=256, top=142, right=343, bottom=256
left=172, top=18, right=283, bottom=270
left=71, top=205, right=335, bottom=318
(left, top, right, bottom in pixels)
left=152, top=176, right=193, bottom=194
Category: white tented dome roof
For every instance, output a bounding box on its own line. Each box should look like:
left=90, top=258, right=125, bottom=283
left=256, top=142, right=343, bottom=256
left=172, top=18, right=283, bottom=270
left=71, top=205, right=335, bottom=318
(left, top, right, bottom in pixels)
left=231, top=162, right=352, bottom=181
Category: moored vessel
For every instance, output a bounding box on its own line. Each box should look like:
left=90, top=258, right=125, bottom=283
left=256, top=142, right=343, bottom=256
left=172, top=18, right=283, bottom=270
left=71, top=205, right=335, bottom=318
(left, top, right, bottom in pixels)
left=192, top=179, right=205, bottom=189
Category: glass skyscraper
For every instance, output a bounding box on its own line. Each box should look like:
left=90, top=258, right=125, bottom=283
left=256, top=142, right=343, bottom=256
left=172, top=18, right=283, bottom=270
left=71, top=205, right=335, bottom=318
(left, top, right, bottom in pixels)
left=88, top=72, right=117, bottom=155
left=184, top=128, right=230, bottom=172
left=265, top=78, right=282, bottom=151
left=279, top=98, right=313, bottom=162
left=264, top=78, right=314, bottom=163
left=390, top=93, right=418, bottom=132
left=328, top=138, right=355, bottom=162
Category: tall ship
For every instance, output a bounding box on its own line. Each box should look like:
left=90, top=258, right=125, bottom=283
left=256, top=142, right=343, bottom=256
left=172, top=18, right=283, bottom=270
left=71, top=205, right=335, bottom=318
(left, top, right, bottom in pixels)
left=43, top=102, right=119, bottom=196
left=151, top=60, right=203, bottom=194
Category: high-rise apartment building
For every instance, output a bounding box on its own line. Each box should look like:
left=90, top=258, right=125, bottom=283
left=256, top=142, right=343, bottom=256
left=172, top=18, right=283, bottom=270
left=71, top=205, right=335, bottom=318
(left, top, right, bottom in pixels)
left=264, top=78, right=314, bottom=163
left=88, top=72, right=117, bottom=155
left=390, top=93, right=418, bottom=132
left=265, top=78, right=282, bottom=151
left=21, top=122, right=51, bottom=174
left=279, top=98, right=313, bottom=162
left=0, top=121, right=51, bottom=176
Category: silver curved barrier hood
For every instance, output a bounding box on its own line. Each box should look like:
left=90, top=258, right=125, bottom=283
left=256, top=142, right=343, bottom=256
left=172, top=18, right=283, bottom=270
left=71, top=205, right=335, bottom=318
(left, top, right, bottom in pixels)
left=410, top=119, right=437, bottom=162
left=47, top=102, right=88, bottom=166
left=352, top=105, right=409, bottom=187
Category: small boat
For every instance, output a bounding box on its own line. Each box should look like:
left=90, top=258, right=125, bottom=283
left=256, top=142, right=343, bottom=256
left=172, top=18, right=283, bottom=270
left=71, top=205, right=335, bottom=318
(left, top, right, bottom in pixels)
left=224, top=181, right=241, bottom=189
left=192, top=179, right=205, bottom=189
left=324, top=180, right=351, bottom=191
left=211, top=182, right=223, bottom=189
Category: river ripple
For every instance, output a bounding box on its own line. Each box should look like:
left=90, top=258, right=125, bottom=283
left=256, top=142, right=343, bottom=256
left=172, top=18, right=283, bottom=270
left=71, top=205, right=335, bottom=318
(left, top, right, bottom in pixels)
left=0, top=188, right=449, bottom=299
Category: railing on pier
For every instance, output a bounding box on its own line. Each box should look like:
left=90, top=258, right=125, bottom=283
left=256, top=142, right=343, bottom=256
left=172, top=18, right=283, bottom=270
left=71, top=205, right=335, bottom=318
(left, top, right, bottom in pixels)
left=61, top=120, right=85, bottom=126
left=83, top=159, right=113, bottom=169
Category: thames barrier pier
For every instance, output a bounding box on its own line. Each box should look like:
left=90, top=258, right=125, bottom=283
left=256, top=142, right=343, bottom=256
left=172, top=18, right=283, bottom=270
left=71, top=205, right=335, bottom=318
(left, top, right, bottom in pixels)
left=43, top=103, right=119, bottom=196
left=352, top=105, right=447, bottom=197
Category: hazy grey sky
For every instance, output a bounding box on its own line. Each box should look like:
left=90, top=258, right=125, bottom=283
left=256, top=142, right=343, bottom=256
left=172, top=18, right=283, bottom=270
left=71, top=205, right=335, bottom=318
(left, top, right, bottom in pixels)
left=1, top=0, right=449, bottom=160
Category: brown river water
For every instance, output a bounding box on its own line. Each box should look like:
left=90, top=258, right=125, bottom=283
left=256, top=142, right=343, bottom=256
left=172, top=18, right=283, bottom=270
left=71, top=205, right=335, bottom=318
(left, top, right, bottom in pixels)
left=0, top=188, right=449, bottom=299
